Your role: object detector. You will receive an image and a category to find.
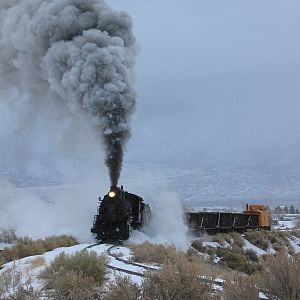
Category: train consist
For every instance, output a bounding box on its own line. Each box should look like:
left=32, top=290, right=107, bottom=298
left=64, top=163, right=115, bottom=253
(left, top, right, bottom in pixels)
left=91, top=186, right=151, bottom=242
left=91, top=186, right=271, bottom=242
left=186, top=204, right=271, bottom=234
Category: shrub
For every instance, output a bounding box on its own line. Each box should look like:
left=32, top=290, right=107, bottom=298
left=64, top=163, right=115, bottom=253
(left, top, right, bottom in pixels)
left=212, top=234, right=227, bottom=245
left=142, top=254, right=216, bottom=300
left=206, top=247, right=216, bottom=257
left=102, top=276, right=141, bottom=300
left=41, top=270, right=101, bottom=300
left=191, top=240, right=207, bottom=252
left=258, top=252, right=300, bottom=300
left=244, top=249, right=258, bottom=262
left=291, top=229, right=300, bottom=238
left=216, top=248, right=259, bottom=275
left=39, top=251, right=107, bottom=299
left=221, top=275, right=259, bottom=300
left=244, top=231, right=270, bottom=250
left=0, top=235, right=78, bottom=265
left=39, top=251, right=107, bottom=283
left=228, top=232, right=244, bottom=248
left=129, top=241, right=181, bottom=264
left=272, top=241, right=284, bottom=251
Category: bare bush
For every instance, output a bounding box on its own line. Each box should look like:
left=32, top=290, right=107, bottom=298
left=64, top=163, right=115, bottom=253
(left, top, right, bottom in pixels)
left=142, top=253, right=217, bottom=300
left=258, top=252, right=300, bottom=300
left=221, top=275, right=259, bottom=300
left=39, top=251, right=107, bottom=299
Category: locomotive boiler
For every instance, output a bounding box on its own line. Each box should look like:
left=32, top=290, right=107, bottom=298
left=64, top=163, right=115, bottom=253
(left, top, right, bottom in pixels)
left=91, top=186, right=151, bottom=242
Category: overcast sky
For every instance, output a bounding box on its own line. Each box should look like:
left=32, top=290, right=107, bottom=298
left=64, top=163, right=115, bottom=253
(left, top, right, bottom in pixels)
left=106, top=0, right=300, bottom=171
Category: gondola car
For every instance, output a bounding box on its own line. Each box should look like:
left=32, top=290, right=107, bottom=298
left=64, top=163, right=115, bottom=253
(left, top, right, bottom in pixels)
left=186, top=204, right=271, bottom=234
left=91, top=186, right=151, bottom=242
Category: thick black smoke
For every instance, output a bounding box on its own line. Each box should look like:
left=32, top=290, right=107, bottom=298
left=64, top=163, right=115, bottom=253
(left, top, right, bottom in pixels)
left=0, top=0, right=137, bottom=186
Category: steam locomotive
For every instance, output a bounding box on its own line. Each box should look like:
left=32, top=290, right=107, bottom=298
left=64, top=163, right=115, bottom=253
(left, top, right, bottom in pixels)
left=186, top=204, right=271, bottom=234
left=91, top=186, right=151, bottom=242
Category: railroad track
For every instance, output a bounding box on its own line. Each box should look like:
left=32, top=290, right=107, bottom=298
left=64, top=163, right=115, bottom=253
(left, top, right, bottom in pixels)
left=83, top=243, right=157, bottom=277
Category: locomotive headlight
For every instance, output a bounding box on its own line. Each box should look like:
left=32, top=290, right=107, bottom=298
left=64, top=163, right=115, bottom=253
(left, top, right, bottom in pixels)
left=108, top=191, right=116, bottom=198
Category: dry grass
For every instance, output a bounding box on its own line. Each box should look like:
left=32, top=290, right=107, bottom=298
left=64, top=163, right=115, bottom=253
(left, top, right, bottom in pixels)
left=129, top=241, right=180, bottom=264
left=0, top=235, right=78, bottom=265
left=102, top=276, right=141, bottom=300
left=221, top=275, right=259, bottom=300
left=27, top=256, right=45, bottom=270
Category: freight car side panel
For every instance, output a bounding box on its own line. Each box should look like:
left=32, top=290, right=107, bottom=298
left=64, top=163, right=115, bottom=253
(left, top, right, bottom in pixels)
left=233, top=213, right=249, bottom=228
left=219, top=213, right=234, bottom=228
left=202, top=213, right=219, bottom=229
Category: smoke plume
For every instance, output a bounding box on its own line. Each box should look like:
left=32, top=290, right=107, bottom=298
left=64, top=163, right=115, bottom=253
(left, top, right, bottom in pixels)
left=0, top=0, right=137, bottom=186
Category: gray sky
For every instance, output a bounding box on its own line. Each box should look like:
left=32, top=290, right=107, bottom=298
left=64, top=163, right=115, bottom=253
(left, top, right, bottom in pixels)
left=0, top=0, right=299, bottom=207
left=107, top=0, right=300, bottom=171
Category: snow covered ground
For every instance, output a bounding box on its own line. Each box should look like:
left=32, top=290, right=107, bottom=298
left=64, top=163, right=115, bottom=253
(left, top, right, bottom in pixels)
left=273, top=220, right=297, bottom=230
left=243, top=239, right=267, bottom=255
left=0, top=243, right=157, bottom=297
left=0, top=243, right=14, bottom=251
left=1, top=232, right=299, bottom=299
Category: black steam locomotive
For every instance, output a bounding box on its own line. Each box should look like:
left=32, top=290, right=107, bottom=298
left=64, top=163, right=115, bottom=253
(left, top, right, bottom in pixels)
left=91, top=186, right=151, bottom=242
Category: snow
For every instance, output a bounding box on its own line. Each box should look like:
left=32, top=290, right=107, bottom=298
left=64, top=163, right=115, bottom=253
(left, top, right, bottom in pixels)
left=86, top=244, right=146, bottom=276
left=0, top=243, right=14, bottom=250
left=243, top=238, right=267, bottom=255
left=273, top=220, right=295, bottom=230
left=1, top=237, right=299, bottom=297
left=0, top=243, right=159, bottom=296
left=288, top=236, right=300, bottom=253
left=109, top=245, right=132, bottom=260
left=259, top=292, right=269, bottom=299
left=203, top=241, right=221, bottom=248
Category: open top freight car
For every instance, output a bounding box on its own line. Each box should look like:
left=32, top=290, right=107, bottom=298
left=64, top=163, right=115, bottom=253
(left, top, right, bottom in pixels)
left=186, top=204, right=271, bottom=234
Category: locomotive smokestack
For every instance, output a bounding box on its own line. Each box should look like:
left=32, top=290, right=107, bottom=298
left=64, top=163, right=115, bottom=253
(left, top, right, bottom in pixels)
left=0, top=0, right=137, bottom=186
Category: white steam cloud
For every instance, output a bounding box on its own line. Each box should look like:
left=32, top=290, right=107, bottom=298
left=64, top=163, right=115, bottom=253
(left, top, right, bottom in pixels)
left=124, top=175, right=189, bottom=248
left=0, top=1, right=188, bottom=247
left=0, top=0, right=137, bottom=186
